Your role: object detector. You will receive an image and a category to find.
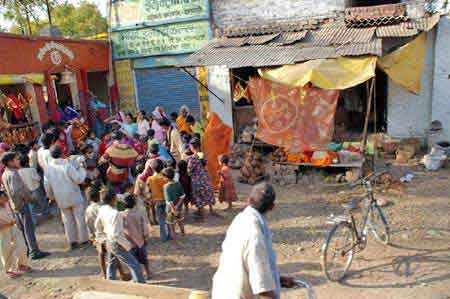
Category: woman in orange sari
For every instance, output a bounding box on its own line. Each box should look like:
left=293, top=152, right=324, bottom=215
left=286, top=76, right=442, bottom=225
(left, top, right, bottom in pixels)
left=201, top=112, right=233, bottom=190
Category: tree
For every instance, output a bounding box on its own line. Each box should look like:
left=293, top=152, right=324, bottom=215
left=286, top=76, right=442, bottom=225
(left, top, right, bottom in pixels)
left=2, top=1, right=107, bottom=38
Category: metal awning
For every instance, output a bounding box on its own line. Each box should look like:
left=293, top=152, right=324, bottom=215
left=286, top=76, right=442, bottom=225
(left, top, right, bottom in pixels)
left=178, top=39, right=382, bottom=68
left=178, top=13, right=440, bottom=69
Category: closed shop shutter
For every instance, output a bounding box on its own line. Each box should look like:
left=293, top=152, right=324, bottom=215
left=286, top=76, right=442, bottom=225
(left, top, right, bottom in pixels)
left=135, top=67, right=200, bottom=119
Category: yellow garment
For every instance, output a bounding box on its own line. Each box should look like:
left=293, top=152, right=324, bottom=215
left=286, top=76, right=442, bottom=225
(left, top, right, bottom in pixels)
left=191, top=122, right=204, bottom=137
left=176, top=115, right=192, bottom=134
left=0, top=74, right=45, bottom=85
left=259, top=56, right=377, bottom=90
left=378, top=33, right=427, bottom=94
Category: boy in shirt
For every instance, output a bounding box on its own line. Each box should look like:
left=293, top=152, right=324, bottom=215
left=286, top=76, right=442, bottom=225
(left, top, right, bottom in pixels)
left=161, top=167, right=185, bottom=244
left=94, top=188, right=145, bottom=283
left=121, top=194, right=151, bottom=279
left=0, top=190, right=32, bottom=279
left=18, top=155, right=50, bottom=223
left=147, top=159, right=169, bottom=241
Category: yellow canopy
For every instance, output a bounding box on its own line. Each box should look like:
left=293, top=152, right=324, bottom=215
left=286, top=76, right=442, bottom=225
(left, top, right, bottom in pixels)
left=0, top=73, right=45, bottom=85
left=377, top=32, right=427, bottom=95
left=259, top=56, right=377, bottom=90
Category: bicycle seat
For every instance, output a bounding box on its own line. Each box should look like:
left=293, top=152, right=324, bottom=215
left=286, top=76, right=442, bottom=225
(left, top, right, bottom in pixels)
left=341, top=199, right=359, bottom=210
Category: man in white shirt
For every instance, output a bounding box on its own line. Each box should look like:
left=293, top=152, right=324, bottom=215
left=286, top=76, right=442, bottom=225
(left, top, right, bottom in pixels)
left=95, top=188, right=145, bottom=283
left=212, top=183, right=294, bottom=299
left=45, top=145, right=90, bottom=250
left=159, top=118, right=183, bottom=162
left=37, top=132, right=54, bottom=175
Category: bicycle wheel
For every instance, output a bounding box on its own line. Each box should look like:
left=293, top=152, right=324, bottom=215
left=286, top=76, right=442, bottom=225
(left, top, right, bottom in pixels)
left=368, top=204, right=390, bottom=245
left=322, top=223, right=355, bottom=282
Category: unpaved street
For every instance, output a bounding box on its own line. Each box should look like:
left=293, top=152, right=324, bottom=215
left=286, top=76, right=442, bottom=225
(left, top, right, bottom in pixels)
left=1, top=170, right=449, bottom=299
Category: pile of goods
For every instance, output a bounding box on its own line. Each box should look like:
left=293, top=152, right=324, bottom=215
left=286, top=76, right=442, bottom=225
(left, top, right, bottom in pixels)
left=239, top=150, right=265, bottom=185
left=270, top=144, right=363, bottom=167
left=0, top=124, right=39, bottom=144
left=269, top=163, right=297, bottom=186
left=229, top=143, right=250, bottom=169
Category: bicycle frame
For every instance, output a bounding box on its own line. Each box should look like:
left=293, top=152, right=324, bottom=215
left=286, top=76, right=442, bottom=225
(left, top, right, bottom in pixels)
left=344, top=181, right=377, bottom=252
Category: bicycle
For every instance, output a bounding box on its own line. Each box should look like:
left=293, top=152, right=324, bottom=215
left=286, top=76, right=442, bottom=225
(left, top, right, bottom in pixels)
left=321, top=171, right=391, bottom=282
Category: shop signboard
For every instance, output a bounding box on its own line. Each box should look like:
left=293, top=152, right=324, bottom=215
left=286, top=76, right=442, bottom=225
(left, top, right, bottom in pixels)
left=111, top=0, right=209, bottom=28
left=111, top=20, right=210, bottom=59
left=114, top=59, right=137, bottom=112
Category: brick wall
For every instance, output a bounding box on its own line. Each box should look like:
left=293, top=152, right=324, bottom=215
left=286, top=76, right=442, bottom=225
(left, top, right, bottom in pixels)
left=211, top=0, right=349, bottom=29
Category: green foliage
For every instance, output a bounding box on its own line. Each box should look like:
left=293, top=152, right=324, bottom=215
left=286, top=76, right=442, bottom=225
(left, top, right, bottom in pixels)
left=2, top=0, right=107, bottom=38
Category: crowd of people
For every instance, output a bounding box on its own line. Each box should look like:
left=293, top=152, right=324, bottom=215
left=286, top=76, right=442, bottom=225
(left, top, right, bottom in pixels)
left=0, top=104, right=238, bottom=282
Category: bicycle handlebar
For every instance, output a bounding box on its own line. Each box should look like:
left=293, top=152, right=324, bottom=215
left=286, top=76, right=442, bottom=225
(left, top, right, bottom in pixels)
left=349, top=170, right=388, bottom=188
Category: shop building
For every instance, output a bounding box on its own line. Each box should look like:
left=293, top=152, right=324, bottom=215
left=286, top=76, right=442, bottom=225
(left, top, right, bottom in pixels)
left=182, top=0, right=450, bottom=144
left=0, top=33, right=111, bottom=130
left=110, top=0, right=212, bottom=118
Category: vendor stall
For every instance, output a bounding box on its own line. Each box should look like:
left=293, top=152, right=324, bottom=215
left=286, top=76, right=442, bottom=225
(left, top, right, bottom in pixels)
left=179, top=7, right=442, bottom=183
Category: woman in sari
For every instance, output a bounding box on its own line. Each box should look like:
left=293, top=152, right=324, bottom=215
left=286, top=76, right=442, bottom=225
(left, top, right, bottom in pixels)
left=187, top=137, right=217, bottom=220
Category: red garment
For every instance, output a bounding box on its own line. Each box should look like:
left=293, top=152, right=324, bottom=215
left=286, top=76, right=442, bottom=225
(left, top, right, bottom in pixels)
left=132, top=141, right=146, bottom=156
left=98, top=140, right=110, bottom=158
left=218, top=165, right=238, bottom=203
left=6, top=94, right=25, bottom=119
left=103, top=142, right=138, bottom=184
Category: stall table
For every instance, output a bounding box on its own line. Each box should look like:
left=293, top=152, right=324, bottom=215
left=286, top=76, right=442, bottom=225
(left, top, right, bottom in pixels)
left=273, top=160, right=364, bottom=184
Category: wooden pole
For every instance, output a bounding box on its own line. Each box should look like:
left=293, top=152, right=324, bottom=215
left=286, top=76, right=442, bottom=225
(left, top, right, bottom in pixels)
left=362, top=78, right=375, bottom=154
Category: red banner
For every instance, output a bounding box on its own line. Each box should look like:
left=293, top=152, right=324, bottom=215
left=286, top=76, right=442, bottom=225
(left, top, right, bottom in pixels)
left=249, top=77, right=339, bottom=151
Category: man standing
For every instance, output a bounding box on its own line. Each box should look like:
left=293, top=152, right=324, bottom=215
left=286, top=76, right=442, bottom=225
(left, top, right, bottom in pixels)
left=212, top=183, right=294, bottom=299
left=45, top=145, right=90, bottom=250
left=159, top=118, right=183, bottom=162
left=1, top=152, right=50, bottom=260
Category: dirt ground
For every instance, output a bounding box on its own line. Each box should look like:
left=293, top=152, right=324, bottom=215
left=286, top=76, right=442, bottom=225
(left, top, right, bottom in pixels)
left=1, top=168, right=449, bottom=299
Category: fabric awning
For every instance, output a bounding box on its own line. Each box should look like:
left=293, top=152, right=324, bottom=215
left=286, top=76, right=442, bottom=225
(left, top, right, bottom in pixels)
left=377, top=32, right=427, bottom=94
left=0, top=73, right=45, bottom=85
left=258, top=56, right=377, bottom=90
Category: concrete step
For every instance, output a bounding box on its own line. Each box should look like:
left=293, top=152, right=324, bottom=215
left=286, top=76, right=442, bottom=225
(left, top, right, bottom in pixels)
left=75, top=278, right=209, bottom=299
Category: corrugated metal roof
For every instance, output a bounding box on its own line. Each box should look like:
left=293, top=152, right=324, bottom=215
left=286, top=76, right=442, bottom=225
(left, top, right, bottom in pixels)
left=214, top=37, right=247, bottom=48
left=223, top=19, right=323, bottom=37
left=336, top=38, right=382, bottom=56
left=180, top=45, right=300, bottom=68
left=376, top=22, right=418, bottom=37
left=244, top=33, right=280, bottom=45
left=273, top=31, right=308, bottom=45
left=314, top=25, right=376, bottom=45
left=413, top=14, right=441, bottom=31
left=179, top=14, right=440, bottom=68
left=294, top=46, right=339, bottom=62
left=179, top=40, right=381, bottom=68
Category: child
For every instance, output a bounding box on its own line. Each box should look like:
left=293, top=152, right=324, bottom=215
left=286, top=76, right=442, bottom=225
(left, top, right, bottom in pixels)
left=134, top=163, right=156, bottom=225
left=95, top=188, right=144, bottom=283
left=85, top=181, right=102, bottom=240
left=147, top=159, right=169, bottom=241
left=86, top=130, right=101, bottom=157
left=162, top=168, right=185, bottom=243
left=218, top=154, right=238, bottom=210
left=89, top=186, right=130, bottom=280
left=132, top=133, right=147, bottom=158
left=177, top=160, right=192, bottom=214
left=18, top=154, right=50, bottom=223
left=80, top=143, right=99, bottom=180
left=0, top=190, right=32, bottom=279
left=121, top=194, right=152, bottom=279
